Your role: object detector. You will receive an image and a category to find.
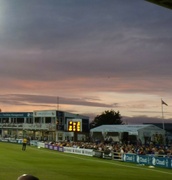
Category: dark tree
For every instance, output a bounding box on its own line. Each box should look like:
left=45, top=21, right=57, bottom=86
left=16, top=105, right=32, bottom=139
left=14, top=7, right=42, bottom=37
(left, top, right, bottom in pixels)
left=90, top=110, right=123, bottom=128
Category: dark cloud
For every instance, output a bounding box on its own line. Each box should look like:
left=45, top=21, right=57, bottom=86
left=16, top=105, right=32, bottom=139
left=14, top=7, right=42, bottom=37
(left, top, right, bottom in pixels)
left=123, top=116, right=172, bottom=125
left=0, top=0, right=172, bottom=121
left=0, top=94, right=117, bottom=108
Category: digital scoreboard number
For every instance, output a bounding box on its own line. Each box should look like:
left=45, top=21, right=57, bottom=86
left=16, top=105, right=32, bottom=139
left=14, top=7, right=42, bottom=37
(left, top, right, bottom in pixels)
left=68, top=121, right=81, bottom=132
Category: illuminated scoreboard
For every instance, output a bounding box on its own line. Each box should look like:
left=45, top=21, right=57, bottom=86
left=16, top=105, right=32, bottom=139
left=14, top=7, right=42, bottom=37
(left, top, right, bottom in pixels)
left=67, top=119, right=82, bottom=132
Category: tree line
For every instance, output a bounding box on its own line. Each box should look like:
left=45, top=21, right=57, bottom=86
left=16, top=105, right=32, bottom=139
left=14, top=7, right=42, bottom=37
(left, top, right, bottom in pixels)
left=90, top=110, right=123, bottom=129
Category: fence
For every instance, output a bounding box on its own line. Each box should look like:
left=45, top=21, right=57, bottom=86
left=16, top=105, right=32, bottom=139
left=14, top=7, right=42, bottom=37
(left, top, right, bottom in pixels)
left=43, top=143, right=172, bottom=169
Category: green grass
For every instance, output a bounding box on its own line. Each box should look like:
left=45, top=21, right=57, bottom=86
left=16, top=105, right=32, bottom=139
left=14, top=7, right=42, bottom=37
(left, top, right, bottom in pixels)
left=0, top=142, right=172, bottom=180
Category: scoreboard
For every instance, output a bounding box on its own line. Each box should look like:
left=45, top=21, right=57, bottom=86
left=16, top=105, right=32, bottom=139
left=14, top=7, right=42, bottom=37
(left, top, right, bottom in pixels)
left=67, top=119, right=82, bottom=132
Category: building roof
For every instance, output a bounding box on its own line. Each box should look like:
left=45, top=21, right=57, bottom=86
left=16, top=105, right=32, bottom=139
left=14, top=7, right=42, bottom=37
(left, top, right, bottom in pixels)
left=144, top=123, right=172, bottom=132
left=90, top=124, right=164, bottom=134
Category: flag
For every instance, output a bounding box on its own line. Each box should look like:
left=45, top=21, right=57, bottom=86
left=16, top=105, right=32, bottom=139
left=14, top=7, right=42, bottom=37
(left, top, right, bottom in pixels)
left=162, top=99, right=168, bottom=106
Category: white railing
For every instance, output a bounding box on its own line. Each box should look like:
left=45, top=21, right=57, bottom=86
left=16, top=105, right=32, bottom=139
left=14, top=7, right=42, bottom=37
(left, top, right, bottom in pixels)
left=0, top=123, right=56, bottom=130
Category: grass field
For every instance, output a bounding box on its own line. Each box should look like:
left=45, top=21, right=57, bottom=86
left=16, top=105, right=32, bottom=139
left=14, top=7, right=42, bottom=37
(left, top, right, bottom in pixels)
left=0, top=142, right=172, bottom=180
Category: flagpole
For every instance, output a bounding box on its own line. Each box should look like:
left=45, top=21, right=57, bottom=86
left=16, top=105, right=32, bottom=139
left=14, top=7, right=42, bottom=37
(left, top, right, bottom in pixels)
left=161, top=99, right=165, bottom=130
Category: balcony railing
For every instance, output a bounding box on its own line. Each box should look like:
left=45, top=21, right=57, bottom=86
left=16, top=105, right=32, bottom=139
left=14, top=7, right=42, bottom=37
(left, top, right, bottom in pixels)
left=0, top=123, right=56, bottom=131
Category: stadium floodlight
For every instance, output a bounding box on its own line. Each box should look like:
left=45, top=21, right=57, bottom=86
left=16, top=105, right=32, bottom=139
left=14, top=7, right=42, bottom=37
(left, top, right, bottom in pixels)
left=145, top=0, right=172, bottom=9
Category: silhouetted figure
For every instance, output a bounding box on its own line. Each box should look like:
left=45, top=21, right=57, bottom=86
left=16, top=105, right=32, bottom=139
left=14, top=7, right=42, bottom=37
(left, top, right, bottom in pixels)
left=17, top=174, right=39, bottom=180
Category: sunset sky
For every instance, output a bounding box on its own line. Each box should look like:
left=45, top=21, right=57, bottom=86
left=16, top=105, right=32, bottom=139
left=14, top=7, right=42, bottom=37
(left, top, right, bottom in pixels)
left=0, top=0, right=172, bottom=124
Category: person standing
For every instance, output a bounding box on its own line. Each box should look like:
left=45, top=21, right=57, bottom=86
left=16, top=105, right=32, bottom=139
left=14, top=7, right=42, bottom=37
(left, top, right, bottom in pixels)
left=22, top=138, right=27, bottom=151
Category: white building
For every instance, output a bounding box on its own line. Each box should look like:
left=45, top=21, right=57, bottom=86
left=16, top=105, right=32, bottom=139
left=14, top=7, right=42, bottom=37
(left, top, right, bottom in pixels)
left=0, top=110, right=90, bottom=141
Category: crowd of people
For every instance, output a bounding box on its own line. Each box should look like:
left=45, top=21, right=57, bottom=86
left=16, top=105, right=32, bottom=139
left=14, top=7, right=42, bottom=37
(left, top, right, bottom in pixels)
left=47, top=138, right=172, bottom=157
